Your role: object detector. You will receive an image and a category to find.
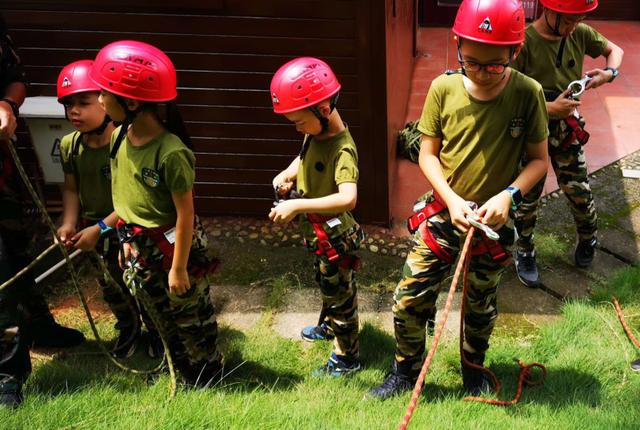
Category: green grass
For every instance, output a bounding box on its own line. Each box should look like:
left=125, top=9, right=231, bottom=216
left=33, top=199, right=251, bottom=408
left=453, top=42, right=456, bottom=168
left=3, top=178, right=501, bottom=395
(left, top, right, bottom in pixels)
left=4, top=261, right=640, bottom=429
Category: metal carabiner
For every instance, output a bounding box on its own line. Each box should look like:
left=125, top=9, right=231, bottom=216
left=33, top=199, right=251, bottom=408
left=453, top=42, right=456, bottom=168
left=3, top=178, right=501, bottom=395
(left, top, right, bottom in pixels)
left=567, top=75, right=592, bottom=99
left=466, top=216, right=500, bottom=241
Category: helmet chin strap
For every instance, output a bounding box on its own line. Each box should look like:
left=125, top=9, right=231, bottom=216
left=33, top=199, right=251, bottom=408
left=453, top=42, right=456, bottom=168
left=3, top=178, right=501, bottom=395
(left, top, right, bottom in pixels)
left=544, top=10, right=563, bottom=37
left=308, top=93, right=340, bottom=135
left=110, top=96, right=143, bottom=159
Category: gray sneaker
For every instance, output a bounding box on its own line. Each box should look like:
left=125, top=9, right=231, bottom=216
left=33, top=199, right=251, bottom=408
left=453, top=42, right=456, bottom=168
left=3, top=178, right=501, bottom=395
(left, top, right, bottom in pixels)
left=631, top=357, right=640, bottom=372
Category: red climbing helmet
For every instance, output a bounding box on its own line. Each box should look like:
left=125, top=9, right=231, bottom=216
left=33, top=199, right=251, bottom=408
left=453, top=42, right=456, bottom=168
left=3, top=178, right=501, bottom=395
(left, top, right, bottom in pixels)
left=539, top=0, right=598, bottom=14
left=270, top=57, right=341, bottom=114
left=89, top=40, right=177, bottom=102
left=57, top=60, right=101, bottom=102
left=452, top=0, right=526, bottom=45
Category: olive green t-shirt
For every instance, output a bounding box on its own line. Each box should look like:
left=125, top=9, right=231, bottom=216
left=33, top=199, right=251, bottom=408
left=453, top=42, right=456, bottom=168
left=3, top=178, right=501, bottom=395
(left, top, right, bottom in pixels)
left=110, top=127, right=196, bottom=228
left=60, top=131, right=113, bottom=221
left=418, top=70, right=549, bottom=205
left=513, top=23, right=608, bottom=94
left=296, top=128, right=359, bottom=241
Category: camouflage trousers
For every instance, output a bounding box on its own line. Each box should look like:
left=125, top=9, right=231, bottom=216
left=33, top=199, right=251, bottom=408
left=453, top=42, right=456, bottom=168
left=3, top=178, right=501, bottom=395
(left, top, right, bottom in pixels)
left=120, top=220, right=221, bottom=382
left=310, top=225, right=364, bottom=359
left=515, top=116, right=597, bottom=251
left=89, top=229, right=141, bottom=333
left=394, top=195, right=514, bottom=374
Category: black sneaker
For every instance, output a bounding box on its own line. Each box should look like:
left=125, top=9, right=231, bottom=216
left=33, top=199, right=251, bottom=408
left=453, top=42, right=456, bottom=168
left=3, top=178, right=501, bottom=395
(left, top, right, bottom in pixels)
left=575, top=238, right=597, bottom=268
left=631, top=357, right=640, bottom=372
left=300, top=322, right=335, bottom=342
left=367, top=362, right=417, bottom=400
left=29, top=322, right=85, bottom=348
left=143, top=331, right=165, bottom=359
left=112, top=326, right=139, bottom=359
left=461, top=351, right=493, bottom=396
left=312, top=352, right=361, bottom=377
left=515, top=250, right=541, bottom=288
left=0, top=374, right=23, bottom=408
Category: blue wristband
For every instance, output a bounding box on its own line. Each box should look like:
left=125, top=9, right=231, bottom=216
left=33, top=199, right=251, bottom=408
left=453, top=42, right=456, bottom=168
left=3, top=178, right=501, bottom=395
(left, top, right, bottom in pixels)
left=97, top=219, right=112, bottom=235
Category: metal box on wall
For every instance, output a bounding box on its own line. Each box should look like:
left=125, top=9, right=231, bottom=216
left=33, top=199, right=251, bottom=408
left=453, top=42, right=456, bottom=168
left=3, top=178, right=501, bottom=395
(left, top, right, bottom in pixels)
left=20, top=96, right=73, bottom=184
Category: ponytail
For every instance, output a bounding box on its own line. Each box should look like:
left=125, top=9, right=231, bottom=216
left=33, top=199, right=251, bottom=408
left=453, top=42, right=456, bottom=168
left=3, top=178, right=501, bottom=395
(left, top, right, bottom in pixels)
left=165, top=101, right=192, bottom=149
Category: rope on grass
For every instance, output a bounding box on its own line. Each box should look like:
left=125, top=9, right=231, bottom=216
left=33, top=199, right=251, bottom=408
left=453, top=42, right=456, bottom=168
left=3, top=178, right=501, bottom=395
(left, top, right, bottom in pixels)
left=3, top=138, right=176, bottom=399
left=612, top=296, right=640, bottom=350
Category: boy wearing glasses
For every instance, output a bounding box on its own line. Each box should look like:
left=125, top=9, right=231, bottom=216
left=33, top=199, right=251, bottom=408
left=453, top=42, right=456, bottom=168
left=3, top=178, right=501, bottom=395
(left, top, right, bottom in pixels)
left=368, top=0, right=549, bottom=400
left=512, top=0, right=623, bottom=287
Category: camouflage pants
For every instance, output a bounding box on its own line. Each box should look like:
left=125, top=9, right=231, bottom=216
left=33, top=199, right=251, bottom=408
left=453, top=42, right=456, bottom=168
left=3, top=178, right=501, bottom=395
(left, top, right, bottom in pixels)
left=515, top=116, right=597, bottom=251
left=89, top=230, right=141, bottom=332
left=394, top=195, right=514, bottom=374
left=311, top=225, right=364, bottom=359
left=120, top=221, right=221, bottom=381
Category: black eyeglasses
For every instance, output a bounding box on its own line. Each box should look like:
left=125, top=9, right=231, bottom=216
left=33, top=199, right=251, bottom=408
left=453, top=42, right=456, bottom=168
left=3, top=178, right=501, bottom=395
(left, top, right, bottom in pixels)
left=457, top=46, right=509, bottom=75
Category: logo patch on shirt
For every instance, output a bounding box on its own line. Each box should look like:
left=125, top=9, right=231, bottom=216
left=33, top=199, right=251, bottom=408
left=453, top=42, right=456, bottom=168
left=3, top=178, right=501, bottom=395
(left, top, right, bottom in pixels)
left=478, top=17, right=493, bottom=33
left=101, top=165, right=111, bottom=180
left=509, top=118, right=525, bottom=138
left=141, top=167, right=160, bottom=188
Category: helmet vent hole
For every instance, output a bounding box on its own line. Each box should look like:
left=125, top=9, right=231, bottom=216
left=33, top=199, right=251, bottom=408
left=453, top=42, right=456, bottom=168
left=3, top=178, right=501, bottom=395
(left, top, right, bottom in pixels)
left=108, top=82, right=113, bottom=86
left=110, top=67, right=115, bottom=72
left=304, top=97, right=309, bottom=102
left=297, top=85, right=302, bottom=90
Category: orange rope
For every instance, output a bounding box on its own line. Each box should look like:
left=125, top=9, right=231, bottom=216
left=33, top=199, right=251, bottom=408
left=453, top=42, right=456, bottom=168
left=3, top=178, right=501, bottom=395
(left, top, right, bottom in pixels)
left=612, top=297, right=640, bottom=350
left=397, top=228, right=475, bottom=430
left=398, top=226, right=548, bottom=429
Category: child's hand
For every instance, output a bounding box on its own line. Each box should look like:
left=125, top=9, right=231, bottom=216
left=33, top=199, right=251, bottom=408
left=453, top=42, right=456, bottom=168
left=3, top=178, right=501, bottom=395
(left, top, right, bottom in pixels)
left=119, top=243, right=131, bottom=269
left=477, top=191, right=511, bottom=231
left=272, top=170, right=295, bottom=189
left=168, top=267, right=191, bottom=296
left=585, top=68, right=612, bottom=90
left=56, top=223, right=77, bottom=248
left=71, top=224, right=101, bottom=251
left=445, top=195, right=477, bottom=234
left=269, top=200, right=300, bottom=224
left=550, top=89, right=581, bottom=119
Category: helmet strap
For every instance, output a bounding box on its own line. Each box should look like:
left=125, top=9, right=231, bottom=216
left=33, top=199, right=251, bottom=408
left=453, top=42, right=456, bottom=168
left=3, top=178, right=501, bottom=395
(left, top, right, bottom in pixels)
left=309, top=93, right=340, bottom=135
left=110, top=96, right=142, bottom=159
left=544, top=10, right=563, bottom=37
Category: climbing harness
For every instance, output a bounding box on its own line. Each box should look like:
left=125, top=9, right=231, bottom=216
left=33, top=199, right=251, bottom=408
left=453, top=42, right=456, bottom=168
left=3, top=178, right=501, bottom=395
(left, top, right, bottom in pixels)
left=1, top=138, right=177, bottom=399
left=398, top=222, right=547, bottom=430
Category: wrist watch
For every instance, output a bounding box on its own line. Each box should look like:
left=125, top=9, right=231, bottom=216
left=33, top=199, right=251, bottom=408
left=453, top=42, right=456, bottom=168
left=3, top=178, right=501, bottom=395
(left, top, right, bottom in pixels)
left=97, top=219, right=112, bottom=235
left=0, top=98, right=19, bottom=117
left=506, top=186, right=522, bottom=212
left=604, top=67, right=619, bottom=83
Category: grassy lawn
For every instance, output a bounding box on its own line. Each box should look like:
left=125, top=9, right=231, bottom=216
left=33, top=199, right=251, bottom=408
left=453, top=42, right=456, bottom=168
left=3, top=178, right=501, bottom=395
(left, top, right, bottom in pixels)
left=2, top=244, right=640, bottom=429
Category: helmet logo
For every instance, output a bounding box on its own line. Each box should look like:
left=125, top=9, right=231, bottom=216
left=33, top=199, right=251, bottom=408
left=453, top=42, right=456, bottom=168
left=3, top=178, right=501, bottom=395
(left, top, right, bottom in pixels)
left=61, top=77, right=72, bottom=88
left=478, top=17, right=493, bottom=33
left=586, top=0, right=594, bottom=3
left=272, top=93, right=280, bottom=105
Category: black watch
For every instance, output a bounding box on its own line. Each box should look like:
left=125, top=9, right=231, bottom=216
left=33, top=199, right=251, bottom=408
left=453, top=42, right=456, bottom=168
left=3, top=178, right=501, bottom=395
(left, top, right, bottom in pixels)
left=0, top=98, right=19, bottom=117
left=604, top=67, right=619, bottom=83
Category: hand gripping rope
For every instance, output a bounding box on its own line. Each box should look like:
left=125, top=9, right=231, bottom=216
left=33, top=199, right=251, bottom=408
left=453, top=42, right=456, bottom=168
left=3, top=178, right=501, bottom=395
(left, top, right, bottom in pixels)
left=1, top=138, right=178, bottom=399
left=398, top=222, right=547, bottom=430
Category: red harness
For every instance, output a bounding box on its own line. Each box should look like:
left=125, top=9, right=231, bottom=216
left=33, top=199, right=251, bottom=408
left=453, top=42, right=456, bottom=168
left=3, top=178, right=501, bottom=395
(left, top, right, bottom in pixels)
left=407, top=193, right=508, bottom=264
left=306, top=213, right=361, bottom=270
left=116, top=219, right=218, bottom=277
left=561, top=116, right=590, bottom=150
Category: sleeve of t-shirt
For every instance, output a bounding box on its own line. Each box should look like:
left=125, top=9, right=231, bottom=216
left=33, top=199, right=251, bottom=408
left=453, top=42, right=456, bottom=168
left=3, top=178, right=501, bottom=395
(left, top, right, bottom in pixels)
left=525, top=84, right=550, bottom=144
left=581, top=24, right=609, bottom=59
left=59, top=133, right=75, bottom=174
left=417, top=77, right=443, bottom=138
left=334, top=144, right=359, bottom=185
left=161, top=148, right=196, bottom=193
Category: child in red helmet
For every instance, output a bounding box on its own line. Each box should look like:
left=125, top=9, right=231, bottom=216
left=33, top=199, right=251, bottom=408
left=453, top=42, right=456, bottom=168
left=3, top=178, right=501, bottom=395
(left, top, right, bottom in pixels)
left=512, top=0, right=624, bottom=287
left=88, top=40, right=223, bottom=386
left=369, top=0, right=549, bottom=399
left=55, top=60, right=162, bottom=358
left=269, top=57, right=364, bottom=376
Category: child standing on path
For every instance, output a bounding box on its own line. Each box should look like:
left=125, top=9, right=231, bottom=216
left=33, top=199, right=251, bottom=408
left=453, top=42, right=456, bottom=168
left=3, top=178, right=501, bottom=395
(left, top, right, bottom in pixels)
left=512, top=0, right=624, bottom=287
left=269, top=57, right=364, bottom=376
left=369, top=0, right=549, bottom=399
left=89, top=40, right=222, bottom=386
